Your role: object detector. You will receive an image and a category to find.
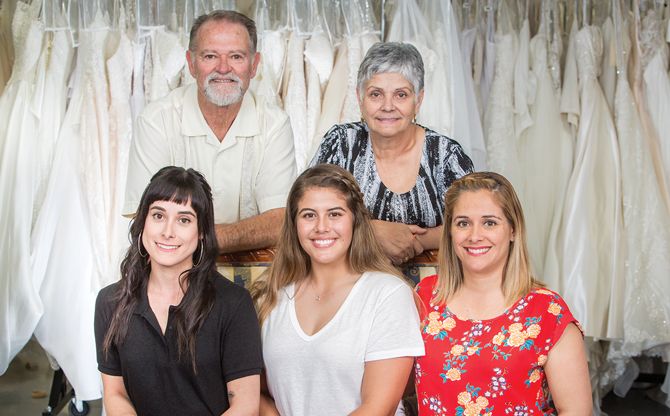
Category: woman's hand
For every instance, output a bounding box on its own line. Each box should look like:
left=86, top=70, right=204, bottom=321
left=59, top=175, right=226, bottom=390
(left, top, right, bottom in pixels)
left=372, top=220, right=426, bottom=264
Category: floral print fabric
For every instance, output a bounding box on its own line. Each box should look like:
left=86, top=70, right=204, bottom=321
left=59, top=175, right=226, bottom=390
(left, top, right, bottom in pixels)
left=415, top=275, right=581, bottom=415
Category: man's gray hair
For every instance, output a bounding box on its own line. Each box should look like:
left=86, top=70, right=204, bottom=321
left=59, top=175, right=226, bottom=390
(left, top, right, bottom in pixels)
left=189, top=10, right=257, bottom=54
left=356, top=42, right=425, bottom=95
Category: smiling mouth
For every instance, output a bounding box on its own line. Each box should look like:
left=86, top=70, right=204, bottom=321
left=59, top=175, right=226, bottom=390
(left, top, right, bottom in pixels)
left=312, top=239, right=335, bottom=248
left=466, top=247, right=490, bottom=255
left=156, top=242, right=180, bottom=251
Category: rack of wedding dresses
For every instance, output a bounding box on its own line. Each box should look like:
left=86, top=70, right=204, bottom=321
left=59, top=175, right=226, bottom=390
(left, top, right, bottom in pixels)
left=1, top=0, right=669, bottom=410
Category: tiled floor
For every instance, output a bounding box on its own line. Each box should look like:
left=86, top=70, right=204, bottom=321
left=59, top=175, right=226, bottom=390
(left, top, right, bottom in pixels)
left=1, top=340, right=669, bottom=415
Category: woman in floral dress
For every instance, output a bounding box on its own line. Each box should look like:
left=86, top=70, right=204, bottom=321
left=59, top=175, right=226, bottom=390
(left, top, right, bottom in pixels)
left=414, top=172, right=591, bottom=415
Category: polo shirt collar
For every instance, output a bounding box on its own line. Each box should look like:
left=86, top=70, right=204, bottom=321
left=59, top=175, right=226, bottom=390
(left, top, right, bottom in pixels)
left=134, top=280, right=152, bottom=316
left=133, top=280, right=164, bottom=335
left=181, top=83, right=260, bottom=140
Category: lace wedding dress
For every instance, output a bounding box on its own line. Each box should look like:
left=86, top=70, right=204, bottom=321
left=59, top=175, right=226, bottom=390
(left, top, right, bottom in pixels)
left=640, top=9, right=670, bottom=187
left=611, top=13, right=670, bottom=363
left=484, top=28, right=521, bottom=187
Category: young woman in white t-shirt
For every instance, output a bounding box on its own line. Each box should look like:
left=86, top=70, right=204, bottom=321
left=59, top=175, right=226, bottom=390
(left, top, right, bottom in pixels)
left=251, top=164, right=425, bottom=416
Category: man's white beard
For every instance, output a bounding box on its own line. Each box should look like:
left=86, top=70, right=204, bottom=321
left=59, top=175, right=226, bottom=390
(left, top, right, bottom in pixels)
left=204, top=72, right=244, bottom=106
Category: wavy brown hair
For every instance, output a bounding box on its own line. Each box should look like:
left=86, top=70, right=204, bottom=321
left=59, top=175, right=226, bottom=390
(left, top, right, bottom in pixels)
left=251, top=164, right=402, bottom=324
left=102, top=167, right=218, bottom=371
left=433, top=172, right=544, bottom=306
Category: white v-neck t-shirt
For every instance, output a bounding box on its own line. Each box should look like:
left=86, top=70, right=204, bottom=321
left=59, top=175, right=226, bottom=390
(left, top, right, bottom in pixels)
left=261, top=271, right=425, bottom=415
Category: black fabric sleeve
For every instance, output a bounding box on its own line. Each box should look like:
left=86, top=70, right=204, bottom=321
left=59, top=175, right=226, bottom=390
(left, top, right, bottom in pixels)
left=443, top=139, right=475, bottom=183
left=94, top=285, right=122, bottom=376
left=221, top=290, right=263, bottom=383
left=309, top=124, right=347, bottom=167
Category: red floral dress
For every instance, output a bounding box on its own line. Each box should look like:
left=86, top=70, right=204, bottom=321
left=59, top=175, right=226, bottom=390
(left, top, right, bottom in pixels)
left=415, top=275, right=581, bottom=416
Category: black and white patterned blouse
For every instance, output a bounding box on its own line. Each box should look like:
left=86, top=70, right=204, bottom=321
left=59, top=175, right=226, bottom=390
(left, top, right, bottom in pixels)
left=309, top=122, right=474, bottom=228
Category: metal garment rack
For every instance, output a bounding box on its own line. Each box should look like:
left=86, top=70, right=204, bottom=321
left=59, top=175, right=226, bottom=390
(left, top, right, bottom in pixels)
left=42, top=368, right=90, bottom=416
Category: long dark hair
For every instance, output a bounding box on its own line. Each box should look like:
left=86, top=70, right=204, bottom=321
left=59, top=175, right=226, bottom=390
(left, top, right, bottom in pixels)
left=251, top=164, right=401, bottom=323
left=103, top=166, right=219, bottom=370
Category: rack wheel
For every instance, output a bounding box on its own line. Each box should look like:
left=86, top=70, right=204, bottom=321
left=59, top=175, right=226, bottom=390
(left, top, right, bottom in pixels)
left=68, top=399, right=90, bottom=416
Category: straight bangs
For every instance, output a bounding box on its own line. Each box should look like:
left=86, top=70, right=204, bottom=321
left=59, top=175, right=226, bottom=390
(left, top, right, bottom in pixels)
left=143, top=176, right=208, bottom=222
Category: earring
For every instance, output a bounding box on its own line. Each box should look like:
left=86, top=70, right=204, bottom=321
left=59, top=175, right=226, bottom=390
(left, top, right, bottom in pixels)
left=412, top=115, right=417, bottom=124
left=192, top=240, right=204, bottom=267
left=137, top=232, right=148, bottom=258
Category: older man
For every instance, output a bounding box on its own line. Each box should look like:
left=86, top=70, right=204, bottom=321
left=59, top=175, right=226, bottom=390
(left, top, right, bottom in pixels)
left=124, top=10, right=295, bottom=253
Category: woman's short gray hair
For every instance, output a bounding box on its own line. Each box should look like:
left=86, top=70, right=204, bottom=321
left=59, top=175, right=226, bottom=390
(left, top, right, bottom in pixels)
left=357, top=42, right=425, bottom=95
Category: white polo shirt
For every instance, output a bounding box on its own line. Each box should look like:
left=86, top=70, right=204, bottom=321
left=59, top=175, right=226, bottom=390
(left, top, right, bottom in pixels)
left=124, top=83, right=296, bottom=223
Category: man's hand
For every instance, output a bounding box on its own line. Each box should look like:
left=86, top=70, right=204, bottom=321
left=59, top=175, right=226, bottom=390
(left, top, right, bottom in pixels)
left=216, top=208, right=284, bottom=253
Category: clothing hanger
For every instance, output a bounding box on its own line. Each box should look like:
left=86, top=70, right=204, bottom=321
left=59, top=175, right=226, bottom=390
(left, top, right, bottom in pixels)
left=317, top=0, right=341, bottom=42
left=582, top=0, right=590, bottom=26
left=43, top=0, right=70, bottom=31
left=210, top=0, right=234, bottom=11
left=79, top=0, right=110, bottom=30
left=485, top=0, right=495, bottom=41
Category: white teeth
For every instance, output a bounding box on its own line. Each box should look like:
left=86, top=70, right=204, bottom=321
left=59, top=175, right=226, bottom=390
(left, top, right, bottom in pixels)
left=314, top=239, right=335, bottom=246
left=467, top=247, right=490, bottom=254
left=157, top=243, right=179, bottom=250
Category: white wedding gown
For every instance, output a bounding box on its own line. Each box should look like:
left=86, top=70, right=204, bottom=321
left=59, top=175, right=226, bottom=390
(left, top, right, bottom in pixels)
left=517, top=29, right=573, bottom=287
left=315, top=40, right=348, bottom=142
left=418, top=0, right=487, bottom=170
left=106, top=9, right=134, bottom=282
left=611, top=15, right=670, bottom=361
left=145, top=26, right=186, bottom=102
left=0, top=0, right=45, bottom=374
left=31, top=12, right=114, bottom=400
left=0, top=0, right=13, bottom=96
left=484, top=29, right=521, bottom=187
left=304, top=31, right=333, bottom=167
left=282, top=30, right=307, bottom=170
left=250, top=28, right=287, bottom=107
left=33, top=10, right=74, bottom=224
left=558, top=25, right=624, bottom=340
left=599, top=17, right=616, bottom=111
left=640, top=9, right=670, bottom=188
left=340, top=31, right=378, bottom=123
left=513, top=17, right=532, bottom=139
left=560, top=19, right=580, bottom=132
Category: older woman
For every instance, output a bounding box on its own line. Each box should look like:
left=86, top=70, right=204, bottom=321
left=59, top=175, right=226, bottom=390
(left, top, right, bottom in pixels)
left=310, top=42, right=474, bottom=265
left=414, top=172, right=591, bottom=415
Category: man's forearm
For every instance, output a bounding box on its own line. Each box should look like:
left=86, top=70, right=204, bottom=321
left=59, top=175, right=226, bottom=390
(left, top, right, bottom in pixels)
left=216, top=208, right=284, bottom=253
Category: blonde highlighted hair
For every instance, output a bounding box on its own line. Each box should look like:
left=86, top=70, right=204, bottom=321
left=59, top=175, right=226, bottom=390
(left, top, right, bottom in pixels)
left=433, top=171, right=544, bottom=306
left=250, top=164, right=402, bottom=324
